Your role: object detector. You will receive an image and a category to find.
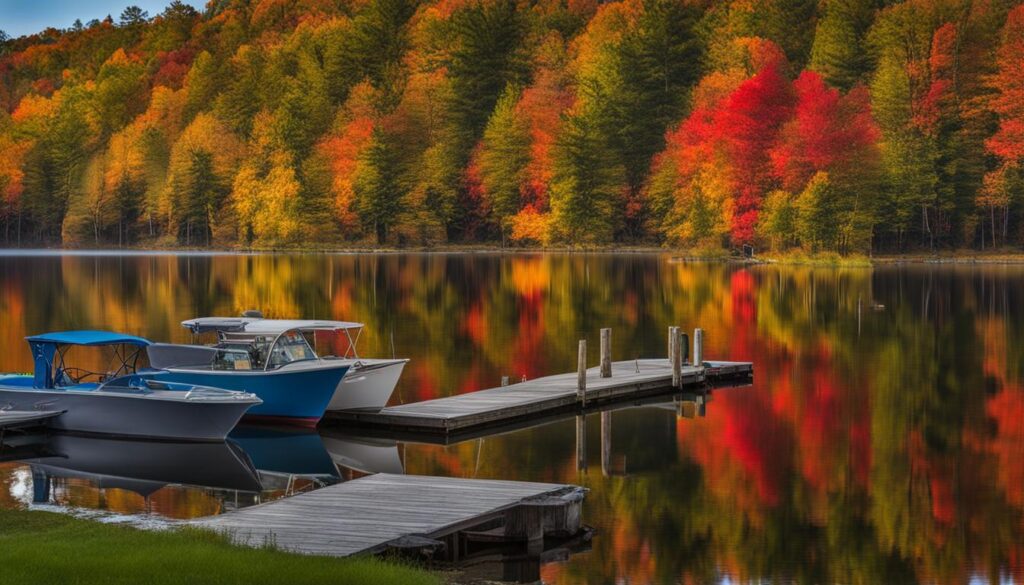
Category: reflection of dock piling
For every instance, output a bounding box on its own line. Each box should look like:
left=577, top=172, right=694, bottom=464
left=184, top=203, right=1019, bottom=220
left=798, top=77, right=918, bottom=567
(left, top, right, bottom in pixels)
left=326, top=325, right=751, bottom=436
left=600, top=411, right=611, bottom=477
left=576, top=415, right=586, bottom=470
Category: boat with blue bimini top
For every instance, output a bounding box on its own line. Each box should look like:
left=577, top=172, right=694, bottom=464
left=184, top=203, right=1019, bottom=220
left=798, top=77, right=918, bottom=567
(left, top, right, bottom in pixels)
left=145, top=318, right=370, bottom=425
left=0, top=331, right=261, bottom=442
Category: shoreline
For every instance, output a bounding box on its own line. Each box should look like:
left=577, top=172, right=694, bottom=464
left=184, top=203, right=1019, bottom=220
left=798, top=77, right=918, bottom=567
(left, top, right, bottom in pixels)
left=5, top=245, right=1024, bottom=265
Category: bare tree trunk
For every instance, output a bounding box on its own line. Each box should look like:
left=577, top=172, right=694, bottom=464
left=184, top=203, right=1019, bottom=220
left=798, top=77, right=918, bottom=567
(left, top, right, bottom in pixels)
left=1002, top=205, right=1010, bottom=242
left=992, top=206, right=997, bottom=248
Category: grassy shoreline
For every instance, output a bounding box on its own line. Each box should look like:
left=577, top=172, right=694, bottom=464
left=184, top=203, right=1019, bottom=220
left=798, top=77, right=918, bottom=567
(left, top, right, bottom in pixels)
left=0, top=508, right=439, bottom=585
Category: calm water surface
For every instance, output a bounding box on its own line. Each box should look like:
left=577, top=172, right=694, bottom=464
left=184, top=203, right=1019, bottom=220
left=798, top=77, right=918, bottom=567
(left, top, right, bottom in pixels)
left=1, top=252, right=1022, bottom=585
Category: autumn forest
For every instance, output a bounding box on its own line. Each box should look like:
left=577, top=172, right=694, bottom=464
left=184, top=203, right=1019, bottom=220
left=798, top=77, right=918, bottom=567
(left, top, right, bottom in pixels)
left=0, top=0, right=1022, bottom=251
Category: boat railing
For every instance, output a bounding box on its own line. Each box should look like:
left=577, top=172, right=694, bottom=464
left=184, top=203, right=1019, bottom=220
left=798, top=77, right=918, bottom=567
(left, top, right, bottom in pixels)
left=182, top=384, right=255, bottom=401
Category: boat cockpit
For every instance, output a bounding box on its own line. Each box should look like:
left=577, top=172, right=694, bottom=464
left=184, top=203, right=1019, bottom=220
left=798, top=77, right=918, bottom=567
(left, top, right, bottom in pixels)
left=24, top=331, right=153, bottom=391
left=154, top=317, right=368, bottom=372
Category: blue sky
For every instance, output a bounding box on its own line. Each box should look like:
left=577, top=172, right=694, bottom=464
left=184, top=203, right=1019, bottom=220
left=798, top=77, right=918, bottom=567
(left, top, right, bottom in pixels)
left=1, top=0, right=204, bottom=38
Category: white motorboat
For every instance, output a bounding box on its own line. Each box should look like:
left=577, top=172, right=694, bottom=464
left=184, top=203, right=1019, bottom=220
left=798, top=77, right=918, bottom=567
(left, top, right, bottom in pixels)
left=178, top=316, right=407, bottom=413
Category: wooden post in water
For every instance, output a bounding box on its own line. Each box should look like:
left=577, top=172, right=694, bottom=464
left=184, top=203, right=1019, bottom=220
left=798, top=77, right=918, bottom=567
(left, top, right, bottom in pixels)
left=577, top=339, right=587, bottom=406
left=501, top=376, right=510, bottom=387
left=693, top=328, right=704, bottom=368
left=667, top=326, right=677, bottom=364
left=599, top=328, right=612, bottom=378
left=600, top=411, right=611, bottom=477
left=671, top=327, right=682, bottom=388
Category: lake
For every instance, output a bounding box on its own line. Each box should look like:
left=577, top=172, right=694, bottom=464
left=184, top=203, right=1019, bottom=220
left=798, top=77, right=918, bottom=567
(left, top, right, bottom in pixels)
left=0, top=252, right=1022, bottom=584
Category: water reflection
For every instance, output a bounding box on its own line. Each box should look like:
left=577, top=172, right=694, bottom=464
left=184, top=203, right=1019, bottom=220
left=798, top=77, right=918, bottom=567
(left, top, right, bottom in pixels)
left=0, top=252, right=1023, bottom=584
left=0, top=424, right=406, bottom=518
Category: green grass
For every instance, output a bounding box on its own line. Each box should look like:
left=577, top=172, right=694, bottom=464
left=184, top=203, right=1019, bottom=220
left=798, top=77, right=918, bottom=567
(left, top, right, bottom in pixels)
left=0, top=509, right=440, bottom=585
left=758, top=251, right=873, bottom=267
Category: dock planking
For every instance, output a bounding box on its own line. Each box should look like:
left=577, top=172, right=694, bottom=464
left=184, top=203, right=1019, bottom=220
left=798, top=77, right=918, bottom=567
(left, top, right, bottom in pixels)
left=325, top=358, right=752, bottom=433
left=193, top=473, right=584, bottom=558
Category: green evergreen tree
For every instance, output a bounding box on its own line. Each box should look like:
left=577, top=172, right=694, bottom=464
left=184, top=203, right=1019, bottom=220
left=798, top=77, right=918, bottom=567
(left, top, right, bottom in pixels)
left=178, top=150, right=227, bottom=245
left=216, top=46, right=264, bottom=137
left=119, top=6, right=149, bottom=27
left=184, top=51, right=220, bottom=122
left=795, top=172, right=838, bottom=251
left=355, top=127, right=408, bottom=244
left=322, top=0, right=419, bottom=108
left=22, top=88, right=92, bottom=242
left=276, top=52, right=332, bottom=158
left=112, top=172, right=144, bottom=245
left=758, top=190, right=797, bottom=250
left=549, top=108, right=624, bottom=244
left=614, top=0, right=702, bottom=194
left=809, top=0, right=879, bottom=90
left=478, top=85, right=529, bottom=238
left=444, top=0, right=528, bottom=149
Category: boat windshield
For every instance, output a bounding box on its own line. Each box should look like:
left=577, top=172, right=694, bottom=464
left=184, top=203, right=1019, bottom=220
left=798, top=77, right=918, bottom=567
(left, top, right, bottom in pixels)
left=51, top=343, right=147, bottom=387
left=266, top=331, right=316, bottom=369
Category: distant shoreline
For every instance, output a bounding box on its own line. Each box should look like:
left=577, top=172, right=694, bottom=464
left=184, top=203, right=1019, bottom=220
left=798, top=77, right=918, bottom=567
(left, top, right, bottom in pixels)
left=5, top=245, right=1024, bottom=265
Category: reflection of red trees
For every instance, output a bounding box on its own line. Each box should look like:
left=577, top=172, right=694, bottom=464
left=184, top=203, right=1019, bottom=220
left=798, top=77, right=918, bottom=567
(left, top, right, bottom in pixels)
left=409, top=361, right=440, bottom=402
left=729, top=270, right=756, bottom=361
left=908, top=431, right=956, bottom=528
left=679, top=387, right=793, bottom=510
left=986, top=385, right=1024, bottom=507
left=509, top=258, right=550, bottom=379
left=797, top=369, right=840, bottom=492
left=462, top=302, right=487, bottom=346
left=720, top=390, right=793, bottom=506
left=512, top=301, right=545, bottom=379
left=458, top=363, right=487, bottom=395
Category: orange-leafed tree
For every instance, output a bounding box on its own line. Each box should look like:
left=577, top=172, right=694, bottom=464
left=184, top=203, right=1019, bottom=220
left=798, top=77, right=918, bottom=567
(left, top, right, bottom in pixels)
left=982, top=4, right=1024, bottom=245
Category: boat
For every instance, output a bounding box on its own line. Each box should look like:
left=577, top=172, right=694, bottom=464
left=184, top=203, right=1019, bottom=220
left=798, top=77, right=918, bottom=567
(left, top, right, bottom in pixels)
left=146, top=319, right=358, bottom=425
left=0, top=331, right=261, bottom=442
left=164, top=315, right=406, bottom=416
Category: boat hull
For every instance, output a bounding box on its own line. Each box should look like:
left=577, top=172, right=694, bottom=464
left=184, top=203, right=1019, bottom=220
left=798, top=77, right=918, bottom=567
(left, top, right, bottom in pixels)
left=327, top=359, right=407, bottom=412
left=0, top=387, right=254, bottom=442
left=161, top=362, right=350, bottom=422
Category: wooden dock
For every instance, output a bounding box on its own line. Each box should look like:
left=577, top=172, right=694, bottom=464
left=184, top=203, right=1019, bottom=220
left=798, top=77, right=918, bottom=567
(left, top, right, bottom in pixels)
left=193, top=473, right=586, bottom=559
left=325, top=359, right=752, bottom=434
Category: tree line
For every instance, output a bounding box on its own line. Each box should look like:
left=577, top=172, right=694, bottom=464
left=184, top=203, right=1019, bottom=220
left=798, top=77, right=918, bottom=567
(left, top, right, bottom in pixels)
left=0, top=0, right=1022, bottom=252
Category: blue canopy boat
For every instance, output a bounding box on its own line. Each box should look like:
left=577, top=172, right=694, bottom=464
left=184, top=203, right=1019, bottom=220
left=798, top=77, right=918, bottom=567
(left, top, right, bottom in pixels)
left=145, top=321, right=353, bottom=425
left=0, top=331, right=261, bottom=441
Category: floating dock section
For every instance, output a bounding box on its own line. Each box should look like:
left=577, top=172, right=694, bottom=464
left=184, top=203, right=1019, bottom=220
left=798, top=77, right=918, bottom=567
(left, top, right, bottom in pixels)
left=193, top=473, right=586, bottom=560
left=325, top=358, right=752, bottom=434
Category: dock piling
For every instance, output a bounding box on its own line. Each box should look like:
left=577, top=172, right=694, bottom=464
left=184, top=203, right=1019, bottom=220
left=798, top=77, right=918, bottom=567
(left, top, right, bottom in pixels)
left=667, top=326, right=677, bottom=365
left=599, top=328, right=612, bottom=378
left=670, top=326, right=682, bottom=388
left=577, top=339, right=587, bottom=406
left=693, top=328, right=704, bottom=368
left=501, top=376, right=510, bottom=387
